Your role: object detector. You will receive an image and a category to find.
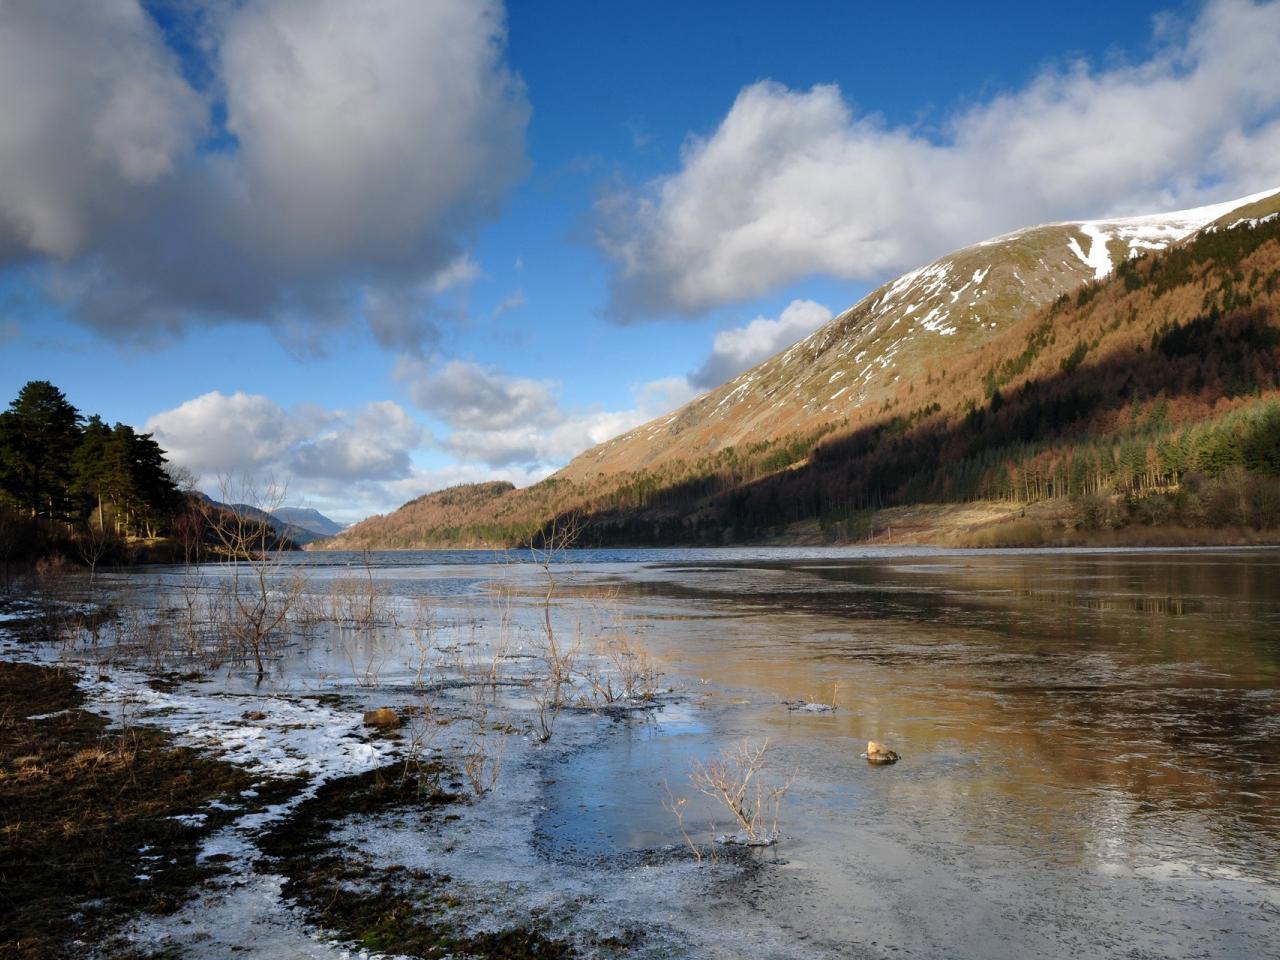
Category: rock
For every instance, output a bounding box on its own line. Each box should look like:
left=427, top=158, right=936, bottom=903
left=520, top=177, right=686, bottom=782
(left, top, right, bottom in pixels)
left=865, top=740, right=900, bottom=765
left=362, top=707, right=401, bottom=730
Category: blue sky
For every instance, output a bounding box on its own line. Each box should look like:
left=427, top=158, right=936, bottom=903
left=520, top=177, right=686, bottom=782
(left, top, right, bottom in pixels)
left=3, top=0, right=1279, bottom=521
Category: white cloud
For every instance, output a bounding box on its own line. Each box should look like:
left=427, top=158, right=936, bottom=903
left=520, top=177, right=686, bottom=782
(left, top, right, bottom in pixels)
left=396, top=359, right=697, bottom=469
left=290, top=401, right=427, bottom=482
left=142, top=367, right=699, bottom=520
left=0, top=0, right=205, bottom=259
left=145, top=391, right=307, bottom=477
left=443, top=409, right=651, bottom=468
left=0, top=0, right=528, bottom=350
left=596, top=0, right=1280, bottom=317
left=395, top=359, right=562, bottom=430
left=145, top=391, right=430, bottom=516
left=691, top=299, right=832, bottom=388
left=491, top=290, right=526, bottom=318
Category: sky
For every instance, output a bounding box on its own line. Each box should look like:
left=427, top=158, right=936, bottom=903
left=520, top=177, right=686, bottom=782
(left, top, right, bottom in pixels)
left=3, top=0, right=1280, bottom=523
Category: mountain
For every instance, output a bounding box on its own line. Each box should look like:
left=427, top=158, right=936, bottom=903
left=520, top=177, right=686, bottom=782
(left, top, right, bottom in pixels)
left=565, top=188, right=1280, bottom=481
left=324, top=482, right=515, bottom=549
left=321, top=186, right=1280, bottom=550
left=191, top=494, right=343, bottom=547
left=271, top=507, right=345, bottom=539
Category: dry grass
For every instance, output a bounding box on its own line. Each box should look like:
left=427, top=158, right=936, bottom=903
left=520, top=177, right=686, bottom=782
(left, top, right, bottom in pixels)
left=955, top=518, right=1048, bottom=548
left=0, top=661, right=274, bottom=959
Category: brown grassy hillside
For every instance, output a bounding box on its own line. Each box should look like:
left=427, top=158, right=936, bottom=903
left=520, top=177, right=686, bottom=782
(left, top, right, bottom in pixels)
left=320, top=195, right=1280, bottom=549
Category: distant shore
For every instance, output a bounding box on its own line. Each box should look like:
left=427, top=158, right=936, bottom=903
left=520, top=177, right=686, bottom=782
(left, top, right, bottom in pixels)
left=309, top=497, right=1280, bottom=552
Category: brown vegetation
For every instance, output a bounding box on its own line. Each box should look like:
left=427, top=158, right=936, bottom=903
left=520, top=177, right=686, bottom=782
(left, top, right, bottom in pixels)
left=0, top=662, right=271, bottom=959
left=319, top=214, right=1280, bottom=550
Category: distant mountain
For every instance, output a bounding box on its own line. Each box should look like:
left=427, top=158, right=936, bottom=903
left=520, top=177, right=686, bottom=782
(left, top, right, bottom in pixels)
left=311, top=482, right=513, bottom=549
left=191, top=493, right=344, bottom=547
left=321, top=186, right=1280, bottom=549
left=271, top=507, right=345, bottom=538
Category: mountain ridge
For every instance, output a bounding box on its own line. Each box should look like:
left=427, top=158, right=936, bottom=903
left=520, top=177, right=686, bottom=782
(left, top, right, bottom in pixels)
left=320, top=186, right=1280, bottom=550
left=271, top=507, right=346, bottom=539
left=563, top=187, right=1280, bottom=482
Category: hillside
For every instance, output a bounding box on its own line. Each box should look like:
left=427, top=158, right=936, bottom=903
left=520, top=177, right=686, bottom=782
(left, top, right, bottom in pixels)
left=320, top=187, right=1280, bottom=550
left=330, top=481, right=516, bottom=549
left=271, top=507, right=345, bottom=539
left=563, top=188, right=1280, bottom=481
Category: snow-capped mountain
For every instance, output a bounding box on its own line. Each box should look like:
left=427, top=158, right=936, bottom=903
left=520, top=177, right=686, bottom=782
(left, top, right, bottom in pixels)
left=563, top=187, right=1280, bottom=481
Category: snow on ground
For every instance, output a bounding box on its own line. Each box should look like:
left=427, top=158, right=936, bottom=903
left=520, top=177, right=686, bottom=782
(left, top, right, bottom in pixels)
left=88, top=670, right=403, bottom=959
left=1, top=598, right=821, bottom=960
left=1067, top=222, right=1113, bottom=280
left=1070, top=186, right=1280, bottom=272
left=80, top=671, right=397, bottom=779
left=0, top=618, right=407, bottom=960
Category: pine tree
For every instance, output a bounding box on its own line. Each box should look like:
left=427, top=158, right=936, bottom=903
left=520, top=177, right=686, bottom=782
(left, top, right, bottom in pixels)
left=72, top=415, right=113, bottom=529
left=0, top=381, right=83, bottom=526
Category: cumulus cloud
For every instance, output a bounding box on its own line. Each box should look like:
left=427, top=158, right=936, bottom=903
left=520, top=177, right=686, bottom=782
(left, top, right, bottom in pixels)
left=0, top=0, right=206, bottom=260
left=443, top=408, right=656, bottom=468
left=146, top=390, right=429, bottom=502
left=143, top=376, right=696, bottom=518
left=0, top=0, right=527, bottom=350
left=596, top=0, right=1280, bottom=317
left=290, top=401, right=426, bottom=482
left=691, top=299, right=832, bottom=388
left=396, top=360, right=697, bottom=469
left=395, top=359, right=562, bottom=430
left=144, top=391, right=309, bottom=477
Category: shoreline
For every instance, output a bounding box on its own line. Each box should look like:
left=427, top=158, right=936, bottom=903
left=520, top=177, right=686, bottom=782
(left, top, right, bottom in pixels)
left=4, top=549, right=1277, bottom=959
left=307, top=498, right=1280, bottom=553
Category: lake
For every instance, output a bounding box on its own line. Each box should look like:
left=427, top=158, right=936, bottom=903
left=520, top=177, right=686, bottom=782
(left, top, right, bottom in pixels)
left=58, top=547, right=1280, bottom=957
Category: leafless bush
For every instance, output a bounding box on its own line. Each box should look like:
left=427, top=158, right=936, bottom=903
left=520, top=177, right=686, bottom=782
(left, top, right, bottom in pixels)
left=74, top=515, right=119, bottom=594
left=400, top=693, right=446, bottom=792
left=661, top=781, right=714, bottom=864
left=461, top=701, right=506, bottom=796
left=289, top=582, right=331, bottom=638
left=343, top=630, right=391, bottom=687
left=688, top=738, right=796, bottom=846
left=203, top=476, right=304, bottom=680
left=327, top=552, right=389, bottom=630
left=525, top=514, right=583, bottom=741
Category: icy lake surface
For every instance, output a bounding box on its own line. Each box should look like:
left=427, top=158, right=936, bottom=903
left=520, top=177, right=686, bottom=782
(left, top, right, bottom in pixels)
left=5, top=545, right=1279, bottom=958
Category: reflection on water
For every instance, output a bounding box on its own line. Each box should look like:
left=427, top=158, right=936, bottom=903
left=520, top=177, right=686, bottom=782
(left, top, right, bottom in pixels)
left=536, top=549, right=1280, bottom=956
left=589, top=551, right=1280, bottom=874
left=107, top=546, right=1280, bottom=956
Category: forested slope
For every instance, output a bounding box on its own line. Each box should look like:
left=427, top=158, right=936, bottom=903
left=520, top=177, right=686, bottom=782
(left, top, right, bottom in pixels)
left=323, top=208, right=1280, bottom=549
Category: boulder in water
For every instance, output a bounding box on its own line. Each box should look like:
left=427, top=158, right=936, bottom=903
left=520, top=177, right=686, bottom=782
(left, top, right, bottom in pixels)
left=864, top=740, right=900, bottom=765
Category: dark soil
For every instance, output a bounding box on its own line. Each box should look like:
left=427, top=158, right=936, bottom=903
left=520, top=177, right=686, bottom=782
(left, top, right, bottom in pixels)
left=258, top=765, right=576, bottom=959
left=0, top=660, right=300, bottom=959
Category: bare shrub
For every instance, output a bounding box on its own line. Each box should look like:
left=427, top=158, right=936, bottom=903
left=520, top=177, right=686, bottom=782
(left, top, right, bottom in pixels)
left=400, top=693, right=446, bottom=793
left=661, top=781, right=713, bottom=864
left=74, top=515, right=119, bottom=594
left=203, top=476, right=305, bottom=680
left=461, top=702, right=506, bottom=796
left=526, top=513, right=583, bottom=741
left=689, top=738, right=796, bottom=846
left=583, top=627, right=662, bottom=707
left=407, top=598, right=439, bottom=690
left=327, top=551, right=388, bottom=629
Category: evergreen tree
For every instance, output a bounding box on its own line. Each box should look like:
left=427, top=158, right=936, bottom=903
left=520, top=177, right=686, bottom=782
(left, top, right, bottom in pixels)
left=72, top=415, right=113, bottom=529
left=0, top=381, right=83, bottom=525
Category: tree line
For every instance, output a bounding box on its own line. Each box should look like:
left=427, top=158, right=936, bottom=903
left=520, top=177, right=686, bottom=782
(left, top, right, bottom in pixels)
left=0, top=380, right=182, bottom=538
